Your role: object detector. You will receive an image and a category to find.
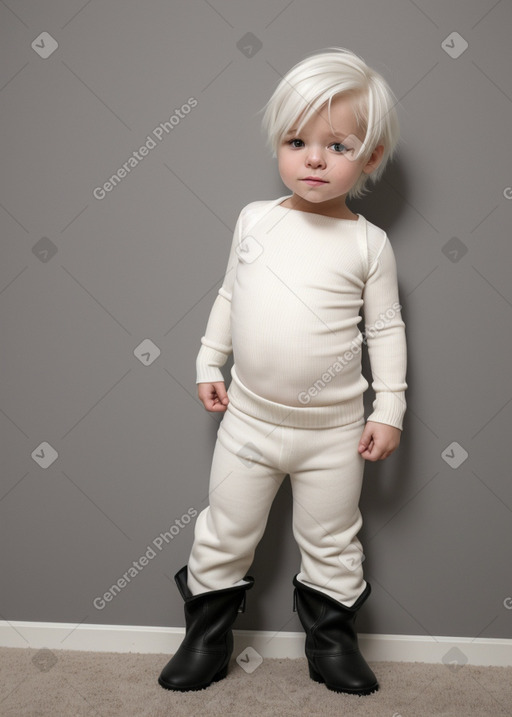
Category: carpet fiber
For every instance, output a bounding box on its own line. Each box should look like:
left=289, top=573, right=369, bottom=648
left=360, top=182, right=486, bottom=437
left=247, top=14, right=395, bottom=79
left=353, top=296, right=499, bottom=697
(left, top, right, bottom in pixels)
left=1, top=647, right=511, bottom=717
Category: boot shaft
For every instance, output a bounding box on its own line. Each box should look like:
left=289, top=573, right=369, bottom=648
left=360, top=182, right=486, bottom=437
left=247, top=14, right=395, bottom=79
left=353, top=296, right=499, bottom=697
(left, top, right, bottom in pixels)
left=293, top=577, right=371, bottom=653
left=176, top=566, right=255, bottom=648
left=292, top=576, right=379, bottom=695
left=158, top=566, right=255, bottom=692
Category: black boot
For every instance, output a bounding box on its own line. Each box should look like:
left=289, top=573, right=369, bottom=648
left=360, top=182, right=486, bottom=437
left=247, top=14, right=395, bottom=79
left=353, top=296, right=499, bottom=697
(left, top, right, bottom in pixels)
left=293, top=575, right=378, bottom=695
left=158, top=565, right=255, bottom=691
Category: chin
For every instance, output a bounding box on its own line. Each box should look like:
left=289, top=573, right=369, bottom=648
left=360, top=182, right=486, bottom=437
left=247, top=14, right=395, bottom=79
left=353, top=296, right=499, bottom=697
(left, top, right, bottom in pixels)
left=299, top=193, right=337, bottom=205
left=293, top=190, right=328, bottom=203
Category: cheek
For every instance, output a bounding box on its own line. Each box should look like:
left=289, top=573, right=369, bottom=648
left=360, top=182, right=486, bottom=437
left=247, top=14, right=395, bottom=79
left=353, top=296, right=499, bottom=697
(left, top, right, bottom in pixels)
left=277, top=152, right=293, bottom=177
left=333, top=158, right=364, bottom=181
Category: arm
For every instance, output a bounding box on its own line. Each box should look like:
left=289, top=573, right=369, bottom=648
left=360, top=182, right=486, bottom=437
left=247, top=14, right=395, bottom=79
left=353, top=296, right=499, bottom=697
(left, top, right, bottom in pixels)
left=361, top=234, right=408, bottom=433
left=195, top=208, right=244, bottom=409
left=357, top=235, right=407, bottom=460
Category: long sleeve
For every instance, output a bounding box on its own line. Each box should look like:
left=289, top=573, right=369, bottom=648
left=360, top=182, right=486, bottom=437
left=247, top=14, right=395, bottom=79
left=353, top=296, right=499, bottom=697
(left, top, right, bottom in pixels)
left=362, top=235, right=408, bottom=430
left=195, top=209, right=244, bottom=384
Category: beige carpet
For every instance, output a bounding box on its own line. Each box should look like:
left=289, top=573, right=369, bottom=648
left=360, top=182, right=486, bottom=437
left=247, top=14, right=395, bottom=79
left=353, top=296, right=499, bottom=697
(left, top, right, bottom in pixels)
left=0, top=647, right=511, bottom=717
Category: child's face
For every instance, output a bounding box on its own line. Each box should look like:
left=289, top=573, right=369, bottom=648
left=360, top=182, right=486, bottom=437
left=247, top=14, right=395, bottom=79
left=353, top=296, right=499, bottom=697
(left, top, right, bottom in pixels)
left=277, top=95, right=383, bottom=212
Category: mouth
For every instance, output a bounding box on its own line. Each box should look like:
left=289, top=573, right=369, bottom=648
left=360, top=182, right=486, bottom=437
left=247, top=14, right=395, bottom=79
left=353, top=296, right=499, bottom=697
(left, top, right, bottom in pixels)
left=301, top=177, right=329, bottom=186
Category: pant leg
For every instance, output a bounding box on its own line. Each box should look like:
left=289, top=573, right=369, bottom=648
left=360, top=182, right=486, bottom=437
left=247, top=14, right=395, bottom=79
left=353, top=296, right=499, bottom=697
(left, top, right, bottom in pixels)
left=187, top=404, right=287, bottom=595
left=288, top=416, right=367, bottom=607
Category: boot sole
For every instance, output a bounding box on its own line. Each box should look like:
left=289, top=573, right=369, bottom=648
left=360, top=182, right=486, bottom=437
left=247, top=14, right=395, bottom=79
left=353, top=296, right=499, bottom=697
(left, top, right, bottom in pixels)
left=309, top=665, right=379, bottom=696
left=158, top=665, right=228, bottom=692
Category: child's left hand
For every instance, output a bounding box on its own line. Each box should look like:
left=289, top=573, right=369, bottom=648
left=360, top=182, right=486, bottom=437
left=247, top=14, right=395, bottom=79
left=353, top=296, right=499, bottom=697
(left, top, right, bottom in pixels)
left=358, top=421, right=401, bottom=461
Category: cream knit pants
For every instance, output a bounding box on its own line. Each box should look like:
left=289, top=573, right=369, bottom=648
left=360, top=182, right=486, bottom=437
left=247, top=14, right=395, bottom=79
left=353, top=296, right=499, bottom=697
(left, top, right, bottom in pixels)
left=187, top=400, right=367, bottom=607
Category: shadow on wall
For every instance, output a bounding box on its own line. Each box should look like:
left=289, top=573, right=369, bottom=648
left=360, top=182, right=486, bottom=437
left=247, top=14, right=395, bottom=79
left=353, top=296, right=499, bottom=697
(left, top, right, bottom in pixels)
left=353, top=155, right=413, bottom=636
left=349, top=157, right=408, bottom=233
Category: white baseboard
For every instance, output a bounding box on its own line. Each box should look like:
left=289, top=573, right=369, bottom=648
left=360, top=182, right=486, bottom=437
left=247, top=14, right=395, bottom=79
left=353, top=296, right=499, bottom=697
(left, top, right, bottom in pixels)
left=1, top=621, right=511, bottom=667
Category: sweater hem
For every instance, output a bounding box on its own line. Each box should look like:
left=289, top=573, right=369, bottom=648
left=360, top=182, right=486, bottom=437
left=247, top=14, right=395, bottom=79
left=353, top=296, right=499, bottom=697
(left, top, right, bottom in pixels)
left=227, top=366, right=364, bottom=429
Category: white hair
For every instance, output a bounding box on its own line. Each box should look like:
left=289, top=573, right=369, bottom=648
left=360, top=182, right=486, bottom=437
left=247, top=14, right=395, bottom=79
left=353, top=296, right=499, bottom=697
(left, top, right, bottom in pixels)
left=260, top=47, right=400, bottom=199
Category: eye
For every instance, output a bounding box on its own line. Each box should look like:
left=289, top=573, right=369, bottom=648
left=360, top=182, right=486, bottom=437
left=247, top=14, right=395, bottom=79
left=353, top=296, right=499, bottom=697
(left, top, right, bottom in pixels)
left=330, top=142, right=348, bottom=153
left=287, top=138, right=304, bottom=148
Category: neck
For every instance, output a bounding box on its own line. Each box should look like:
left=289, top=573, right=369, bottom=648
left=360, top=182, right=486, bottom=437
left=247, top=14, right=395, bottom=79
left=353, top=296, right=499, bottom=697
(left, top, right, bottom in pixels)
left=283, top=193, right=357, bottom=220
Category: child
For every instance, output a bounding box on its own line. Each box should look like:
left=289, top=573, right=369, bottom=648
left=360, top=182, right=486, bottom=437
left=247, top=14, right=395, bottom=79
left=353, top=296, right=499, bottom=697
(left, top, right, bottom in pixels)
left=158, top=47, right=407, bottom=696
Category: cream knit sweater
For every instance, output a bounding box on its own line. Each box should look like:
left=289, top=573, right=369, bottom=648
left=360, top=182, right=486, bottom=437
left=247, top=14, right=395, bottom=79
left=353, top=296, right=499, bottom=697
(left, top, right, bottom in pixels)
left=196, top=195, right=407, bottom=431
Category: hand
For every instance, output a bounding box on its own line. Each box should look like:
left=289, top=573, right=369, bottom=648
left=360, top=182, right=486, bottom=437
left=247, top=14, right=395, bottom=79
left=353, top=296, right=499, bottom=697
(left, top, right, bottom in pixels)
left=358, top=420, right=401, bottom=461
left=198, top=381, right=229, bottom=412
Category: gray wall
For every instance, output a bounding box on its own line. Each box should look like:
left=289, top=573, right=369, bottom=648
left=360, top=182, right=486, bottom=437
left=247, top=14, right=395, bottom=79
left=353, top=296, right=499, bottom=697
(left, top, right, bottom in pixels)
left=1, top=0, right=511, bottom=643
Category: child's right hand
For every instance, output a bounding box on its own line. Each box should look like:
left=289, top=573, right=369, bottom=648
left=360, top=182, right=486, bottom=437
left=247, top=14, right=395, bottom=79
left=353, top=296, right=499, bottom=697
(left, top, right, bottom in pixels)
left=197, top=382, right=229, bottom=412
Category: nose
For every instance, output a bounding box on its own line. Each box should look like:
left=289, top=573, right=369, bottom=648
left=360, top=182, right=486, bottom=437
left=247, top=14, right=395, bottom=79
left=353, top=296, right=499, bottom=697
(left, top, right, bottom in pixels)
left=305, top=146, right=326, bottom=169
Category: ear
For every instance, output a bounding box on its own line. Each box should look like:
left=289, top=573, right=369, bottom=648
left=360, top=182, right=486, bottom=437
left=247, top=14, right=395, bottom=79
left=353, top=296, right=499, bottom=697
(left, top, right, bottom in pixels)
left=362, top=144, right=385, bottom=175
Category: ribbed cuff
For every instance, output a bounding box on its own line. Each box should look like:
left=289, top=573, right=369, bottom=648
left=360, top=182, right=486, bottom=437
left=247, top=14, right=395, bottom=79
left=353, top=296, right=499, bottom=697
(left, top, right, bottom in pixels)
left=366, top=391, right=406, bottom=431
left=195, top=344, right=228, bottom=384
